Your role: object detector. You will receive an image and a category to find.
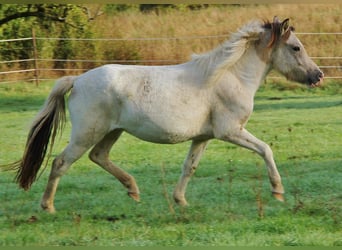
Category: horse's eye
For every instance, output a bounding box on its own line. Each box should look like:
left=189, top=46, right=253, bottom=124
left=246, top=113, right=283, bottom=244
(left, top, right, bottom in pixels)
left=292, top=46, right=300, bottom=52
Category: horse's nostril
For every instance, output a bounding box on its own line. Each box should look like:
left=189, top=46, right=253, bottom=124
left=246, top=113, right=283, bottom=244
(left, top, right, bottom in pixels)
left=308, top=70, right=324, bottom=85
left=316, top=70, right=324, bottom=78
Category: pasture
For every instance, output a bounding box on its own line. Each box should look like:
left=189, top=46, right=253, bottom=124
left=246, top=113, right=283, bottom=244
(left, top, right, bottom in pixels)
left=0, top=80, right=341, bottom=246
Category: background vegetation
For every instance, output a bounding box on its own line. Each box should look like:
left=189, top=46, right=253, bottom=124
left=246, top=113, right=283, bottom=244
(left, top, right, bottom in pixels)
left=0, top=4, right=341, bottom=80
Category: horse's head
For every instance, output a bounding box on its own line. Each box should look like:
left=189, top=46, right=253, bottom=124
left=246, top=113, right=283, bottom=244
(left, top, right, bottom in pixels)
left=262, top=16, right=324, bottom=87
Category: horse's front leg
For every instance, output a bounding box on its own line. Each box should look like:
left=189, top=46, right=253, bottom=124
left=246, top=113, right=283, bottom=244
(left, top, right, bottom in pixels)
left=173, top=140, right=209, bottom=206
left=218, top=128, right=285, bottom=201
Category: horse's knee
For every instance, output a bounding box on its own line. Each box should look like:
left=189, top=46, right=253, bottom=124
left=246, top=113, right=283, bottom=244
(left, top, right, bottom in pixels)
left=261, top=143, right=273, bottom=159
left=53, top=156, right=64, bottom=168
left=50, top=156, right=67, bottom=177
left=89, top=148, right=106, bottom=165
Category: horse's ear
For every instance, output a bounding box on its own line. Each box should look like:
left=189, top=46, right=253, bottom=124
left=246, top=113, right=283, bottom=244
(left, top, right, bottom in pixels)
left=267, top=17, right=290, bottom=47
left=281, top=18, right=290, bottom=35
left=281, top=18, right=291, bottom=41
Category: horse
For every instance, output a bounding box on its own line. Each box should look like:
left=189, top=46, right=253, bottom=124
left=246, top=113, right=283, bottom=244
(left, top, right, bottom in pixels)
left=5, top=17, right=323, bottom=213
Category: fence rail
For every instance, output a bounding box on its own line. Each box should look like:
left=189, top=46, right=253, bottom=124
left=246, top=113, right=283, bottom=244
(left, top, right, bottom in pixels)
left=0, top=31, right=341, bottom=85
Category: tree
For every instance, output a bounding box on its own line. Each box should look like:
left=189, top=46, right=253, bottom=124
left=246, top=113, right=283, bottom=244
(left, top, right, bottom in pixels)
left=0, top=4, right=96, bottom=70
left=0, top=4, right=98, bottom=27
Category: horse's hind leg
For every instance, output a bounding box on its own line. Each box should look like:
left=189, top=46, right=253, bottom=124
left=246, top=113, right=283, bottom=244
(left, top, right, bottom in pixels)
left=89, top=129, right=140, bottom=202
left=41, top=142, right=91, bottom=213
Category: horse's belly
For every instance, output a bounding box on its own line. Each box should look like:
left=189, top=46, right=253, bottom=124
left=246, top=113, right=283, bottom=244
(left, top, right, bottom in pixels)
left=122, top=120, right=196, bottom=144
left=119, top=111, right=211, bottom=144
left=129, top=129, right=191, bottom=144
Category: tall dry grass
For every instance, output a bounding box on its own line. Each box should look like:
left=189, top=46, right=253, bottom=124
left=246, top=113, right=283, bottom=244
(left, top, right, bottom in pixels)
left=92, top=4, right=341, bottom=67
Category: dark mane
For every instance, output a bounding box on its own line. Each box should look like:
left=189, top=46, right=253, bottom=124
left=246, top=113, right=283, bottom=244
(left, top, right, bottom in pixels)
left=263, top=18, right=294, bottom=48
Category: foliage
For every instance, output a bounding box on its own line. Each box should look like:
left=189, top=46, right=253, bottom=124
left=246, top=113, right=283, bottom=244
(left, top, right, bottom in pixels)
left=0, top=19, right=33, bottom=69
left=138, top=4, right=209, bottom=13
left=0, top=81, right=341, bottom=246
left=104, top=4, right=139, bottom=13
left=0, top=4, right=94, bottom=69
left=103, top=4, right=209, bottom=14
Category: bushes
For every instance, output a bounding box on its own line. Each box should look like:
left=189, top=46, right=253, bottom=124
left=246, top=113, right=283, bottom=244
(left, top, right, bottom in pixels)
left=0, top=5, right=95, bottom=73
left=101, top=41, right=141, bottom=63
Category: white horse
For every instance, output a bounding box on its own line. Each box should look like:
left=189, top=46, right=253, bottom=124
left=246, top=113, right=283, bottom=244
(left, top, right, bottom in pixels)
left=8, top=17, right=323, bottom=213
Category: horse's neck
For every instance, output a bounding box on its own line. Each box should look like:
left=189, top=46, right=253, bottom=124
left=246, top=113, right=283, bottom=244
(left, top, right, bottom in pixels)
left=230, top=46, right=270, bottom=94
left=185, top=43, right=270, bottom=91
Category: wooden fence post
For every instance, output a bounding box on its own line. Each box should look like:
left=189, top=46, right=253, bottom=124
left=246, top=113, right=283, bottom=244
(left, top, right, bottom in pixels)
left=32, top=28, right=39, bottom=86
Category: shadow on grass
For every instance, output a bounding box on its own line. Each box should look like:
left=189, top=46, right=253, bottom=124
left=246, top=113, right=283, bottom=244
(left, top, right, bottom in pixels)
left=0, top=95, right=45, bottom=113
left=254, top=97, right=342, bottom=111
left=1, top=89, right=342, bottom=114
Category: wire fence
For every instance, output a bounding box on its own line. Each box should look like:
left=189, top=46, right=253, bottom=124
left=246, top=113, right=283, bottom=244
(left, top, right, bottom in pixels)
left=0, top=31, right=341, bottom=85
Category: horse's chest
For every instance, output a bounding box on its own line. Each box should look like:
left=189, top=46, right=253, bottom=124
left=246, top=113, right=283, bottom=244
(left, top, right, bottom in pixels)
left=212, top=85, right=254, bottom=131
left=217, top=85, right=253, bottom=113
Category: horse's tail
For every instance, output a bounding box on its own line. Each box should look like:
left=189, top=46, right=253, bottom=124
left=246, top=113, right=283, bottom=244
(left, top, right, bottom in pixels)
left=11, top=76, right=76, bottom=190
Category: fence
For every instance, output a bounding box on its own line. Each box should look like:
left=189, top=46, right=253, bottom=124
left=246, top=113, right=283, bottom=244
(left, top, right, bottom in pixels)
left=0, top=29, right=341, bottom=85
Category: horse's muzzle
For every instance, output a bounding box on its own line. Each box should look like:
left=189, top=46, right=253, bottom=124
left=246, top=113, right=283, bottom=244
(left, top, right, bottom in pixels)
left=309, top=69, right=324, bottom=88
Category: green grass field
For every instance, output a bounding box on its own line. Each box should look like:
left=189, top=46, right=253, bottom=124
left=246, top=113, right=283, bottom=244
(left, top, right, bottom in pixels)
left=0, top=80, right=341, bottom=246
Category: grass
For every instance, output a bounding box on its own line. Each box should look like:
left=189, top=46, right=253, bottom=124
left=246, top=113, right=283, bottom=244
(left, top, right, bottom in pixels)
left=0, top=80, right=341, bottom=246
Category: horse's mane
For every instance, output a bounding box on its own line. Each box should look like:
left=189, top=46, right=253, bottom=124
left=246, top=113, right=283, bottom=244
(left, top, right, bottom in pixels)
left=190, top=20, right=265, bottom=85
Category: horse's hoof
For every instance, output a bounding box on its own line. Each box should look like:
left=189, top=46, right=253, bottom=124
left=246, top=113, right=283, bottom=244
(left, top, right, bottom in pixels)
left=272, top=192, right=285, bottom=202
left=128, top=192, right=140, bottom=202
